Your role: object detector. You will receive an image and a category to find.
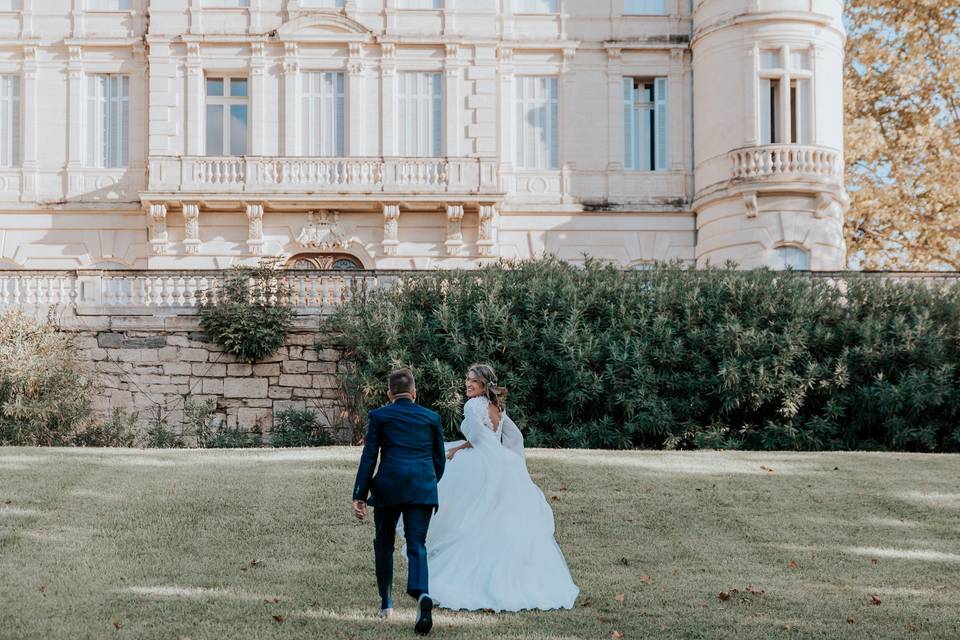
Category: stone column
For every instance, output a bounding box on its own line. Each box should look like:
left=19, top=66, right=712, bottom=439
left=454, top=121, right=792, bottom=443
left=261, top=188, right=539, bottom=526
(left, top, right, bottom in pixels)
left=668, top=47, right=686, bottom=172
left=249, top=42, right=266, bottom=155
left=185, top=42, right=204, bottom=156
left=246, top=202, right=264, bottom=255
left=444, top=43, right=461, bottom=157
left=477, top=204, right=498, bottom=257
left=20, top=45, right=38, bottom=201
left=560, top=47, right=577, bottom=203
left=380, top=43, right=396, bottom=156
left=148, top=203, right=170, bottom=255
left=182, top=203, right=201, bottom=254
left=65, top=45, right=83, bottom=198
left=382, top=203, right=400, bottom=256
left=444, top=204, right=464, bottom=256
left=347, top=43, right=365, bottom=156
left=605, top=47, right=623, bottom=198
left=282, top=42, right=299, bottom=156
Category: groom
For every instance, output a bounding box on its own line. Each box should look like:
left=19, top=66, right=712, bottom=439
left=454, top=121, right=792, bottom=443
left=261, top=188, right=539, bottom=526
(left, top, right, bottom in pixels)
left=352, top=368, right=446, bottom=635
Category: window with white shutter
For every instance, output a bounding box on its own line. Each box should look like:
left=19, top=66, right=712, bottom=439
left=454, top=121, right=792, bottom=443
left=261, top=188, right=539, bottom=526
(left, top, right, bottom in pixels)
left=623, top=0, right=667, bottom=15
left=515, top=76, right=559, bottom=170
left=86, top=74, right=129, bottom=168
left=623, top=77, right=668, bottom=171
left=206, top=77, right=248, bottom=156
left=515, top=0, right=557, bottom=13
left=398, top=72, right=442, bottom=157
left=302, top=72, right=345, bottom=156
left=759, top=46, right=813, bottom=145
left=0, top=76, right=19, bottom=168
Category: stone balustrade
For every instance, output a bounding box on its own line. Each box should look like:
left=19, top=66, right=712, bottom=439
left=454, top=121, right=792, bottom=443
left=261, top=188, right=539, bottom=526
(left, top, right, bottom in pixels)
left=729, top=145, right=842, bottom=183
left=147, top=156, right=500, bottom=195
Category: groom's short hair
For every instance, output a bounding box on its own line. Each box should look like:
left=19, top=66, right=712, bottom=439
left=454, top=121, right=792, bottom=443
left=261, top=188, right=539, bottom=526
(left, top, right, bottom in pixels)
left=388, top=368, right=416, bottom=395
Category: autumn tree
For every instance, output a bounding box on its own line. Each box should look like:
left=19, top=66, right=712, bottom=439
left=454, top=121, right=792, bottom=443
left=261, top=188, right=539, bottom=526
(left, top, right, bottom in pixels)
left=844, top=1, right=960, bottom=269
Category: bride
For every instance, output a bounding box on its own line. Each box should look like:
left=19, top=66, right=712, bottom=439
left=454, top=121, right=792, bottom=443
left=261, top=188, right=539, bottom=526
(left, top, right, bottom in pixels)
left=421, top=363, right=579, bottom=612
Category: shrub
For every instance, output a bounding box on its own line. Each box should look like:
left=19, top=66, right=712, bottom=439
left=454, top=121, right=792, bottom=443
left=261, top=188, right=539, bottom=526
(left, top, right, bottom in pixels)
left=184, top=397, right=261, bottom=448
left=271, top=408, right=334, bottom=447
left=74, top=408, right=139, bottom=447
left=199, top=264, right=295, bottom=363
left=325, top=259, right=960, bottom=452
left=143, top=406, right=183, bottom=449
left=0, top=310, right=95, bottom=445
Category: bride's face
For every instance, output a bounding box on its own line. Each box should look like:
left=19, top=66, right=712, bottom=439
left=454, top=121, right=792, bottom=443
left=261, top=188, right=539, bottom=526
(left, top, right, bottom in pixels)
left=465, top=372, right=485, bottom=398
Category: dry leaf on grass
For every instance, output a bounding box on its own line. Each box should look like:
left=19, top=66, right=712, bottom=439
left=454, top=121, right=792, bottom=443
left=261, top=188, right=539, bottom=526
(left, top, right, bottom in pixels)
left=788, top=560, right=799, bottom=570
left=718, top=591, right=730, bottom=601
left=611, top=631, right=624, bottom=639
left=760, top=465, right=774, bottom=472
left=847, top=616, right=855, bottom=624
left=613, top=594, right=625, bottom=603
left=112, top=622, right=122, bottom=631
left=869, top=595, right=882, bottom=605
left=272, top=615, right=286, bottom=623
left=639, top=575, right=652, bottom=583
left=264, top=597, right=280, bottom=604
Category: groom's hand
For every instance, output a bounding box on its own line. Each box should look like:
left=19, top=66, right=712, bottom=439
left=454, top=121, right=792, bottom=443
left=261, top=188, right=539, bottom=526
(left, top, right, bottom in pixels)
left=352, top=500, right=367, bottom=520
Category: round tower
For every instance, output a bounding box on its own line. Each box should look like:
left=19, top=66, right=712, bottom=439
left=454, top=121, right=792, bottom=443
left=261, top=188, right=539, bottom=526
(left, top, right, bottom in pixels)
left=691, top=0, right=847, bottom=270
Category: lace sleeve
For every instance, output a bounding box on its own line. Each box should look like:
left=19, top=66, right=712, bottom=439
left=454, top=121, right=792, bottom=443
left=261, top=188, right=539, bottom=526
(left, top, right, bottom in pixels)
left=460, top=397, right=499, bottom=450
left=500, top=412, right=525, bottom=458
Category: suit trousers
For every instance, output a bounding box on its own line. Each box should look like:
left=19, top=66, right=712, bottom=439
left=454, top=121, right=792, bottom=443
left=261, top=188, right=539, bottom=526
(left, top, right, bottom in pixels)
left=373, top=504, right=433, bottom=609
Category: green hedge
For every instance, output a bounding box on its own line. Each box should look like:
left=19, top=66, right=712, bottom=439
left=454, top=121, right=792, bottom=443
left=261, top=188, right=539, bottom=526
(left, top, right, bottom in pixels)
left=325, top=259, right=960, bottom=452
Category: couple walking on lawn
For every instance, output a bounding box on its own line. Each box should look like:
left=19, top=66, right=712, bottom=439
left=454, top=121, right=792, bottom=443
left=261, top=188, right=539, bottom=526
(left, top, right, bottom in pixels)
left=352, top=364, right=579, bottom=635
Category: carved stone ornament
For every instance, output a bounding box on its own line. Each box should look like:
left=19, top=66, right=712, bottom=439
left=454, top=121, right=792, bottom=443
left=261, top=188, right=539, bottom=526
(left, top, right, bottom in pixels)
left=148, top=203, right=169, bottom=256
left=295, top=211, right=355, bottom=251
left=382, top=204, right=400, bottom=256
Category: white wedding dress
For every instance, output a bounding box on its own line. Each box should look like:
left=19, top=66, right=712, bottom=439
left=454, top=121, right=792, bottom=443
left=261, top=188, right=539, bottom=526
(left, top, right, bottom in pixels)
left=421, top=396, right=579, bottom=612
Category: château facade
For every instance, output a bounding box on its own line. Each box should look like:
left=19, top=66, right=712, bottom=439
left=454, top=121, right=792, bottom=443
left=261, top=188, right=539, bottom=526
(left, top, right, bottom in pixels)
left=0, top=0, right=847, bottom=271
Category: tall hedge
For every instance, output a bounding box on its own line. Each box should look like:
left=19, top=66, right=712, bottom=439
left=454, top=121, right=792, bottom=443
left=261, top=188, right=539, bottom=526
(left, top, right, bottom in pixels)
left=325, top=259, right=960, bottom=452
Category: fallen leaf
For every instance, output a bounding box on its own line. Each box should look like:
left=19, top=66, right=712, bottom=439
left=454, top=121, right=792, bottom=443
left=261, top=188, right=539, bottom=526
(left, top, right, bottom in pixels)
left=611, top=631, right=624, bottom=640
left=112, top=622, right=123, bottom=630
left=788, top=560, right=799, bottom=570
left=639, top=575, right=652, bottom=583
left=619, top=557, right=630, bottom=566
left=3, top=500, right=10, bottom=505
left=271, top=615, right=286, bottom=623
left=660, top=624, right=668, bottom=631
left=870, top=558, right=879, bottom=565
left=38, top=585, right=47, bottom=593
left=847, top=616, right=855, bottom=624
left=550, top=495, right=560, bottom=502
left=905, top=623, right=918, bottom=632
left=760, top=465, right=774, bottom=472
left=718, top=591, right=730, bottom=601
left=250, top=559, right=260, bottom=566
left=613, top=594, right=625, bottom=603
left=833, top=467, right=839, bottom=471
left=869, top=595, right=881, bottom=606
left=264, top=597, right=280, bottom=604
left=746, top=585, right=765, bottom=595
left=783, top=624, right=792, bottom=630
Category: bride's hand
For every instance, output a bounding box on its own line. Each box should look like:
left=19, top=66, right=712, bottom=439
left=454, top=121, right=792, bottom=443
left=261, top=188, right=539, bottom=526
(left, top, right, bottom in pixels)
left=446, top=448, right=458, bottom=461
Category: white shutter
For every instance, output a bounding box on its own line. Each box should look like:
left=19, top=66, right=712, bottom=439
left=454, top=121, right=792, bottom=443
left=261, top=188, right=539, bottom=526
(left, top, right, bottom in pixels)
left=86, top=75, right=100, bottom=167
left=654, top=77, right=668, bottom=171
left=0, top=76, right=19, bottom=168
left=431, top=73, right=442, bottom=157
left=119, top=76, right=129, bottom=167
left=622, top=78, right=635, bottom=170
left=334, top=72, right=345, bottom=155
left=548, top=77, right=559, bottom=169
left=759, top=78, right=772, bottom=144
left=797, top=79, right=812, bottom=145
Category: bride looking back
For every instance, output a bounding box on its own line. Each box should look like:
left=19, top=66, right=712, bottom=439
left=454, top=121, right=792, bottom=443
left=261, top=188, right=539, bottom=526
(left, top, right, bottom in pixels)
left=423, top=363, right=579, bottom=612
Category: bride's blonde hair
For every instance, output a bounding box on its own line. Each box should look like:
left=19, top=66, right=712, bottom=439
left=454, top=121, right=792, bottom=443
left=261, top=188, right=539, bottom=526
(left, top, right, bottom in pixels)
left=468, top=363, right=507, bottom=409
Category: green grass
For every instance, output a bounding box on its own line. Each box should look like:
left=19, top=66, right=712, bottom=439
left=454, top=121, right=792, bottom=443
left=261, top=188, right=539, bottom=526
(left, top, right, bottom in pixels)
left=0, top=448, right=958, bottom=640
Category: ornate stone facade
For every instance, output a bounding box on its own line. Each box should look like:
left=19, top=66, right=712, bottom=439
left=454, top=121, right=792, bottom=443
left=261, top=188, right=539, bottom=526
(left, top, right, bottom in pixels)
left=0, top=0, right=846, bottom=270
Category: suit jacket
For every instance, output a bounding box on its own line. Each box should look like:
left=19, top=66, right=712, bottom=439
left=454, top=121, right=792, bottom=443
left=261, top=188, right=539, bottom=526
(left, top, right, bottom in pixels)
left=352, top=398, right=446, bottom=509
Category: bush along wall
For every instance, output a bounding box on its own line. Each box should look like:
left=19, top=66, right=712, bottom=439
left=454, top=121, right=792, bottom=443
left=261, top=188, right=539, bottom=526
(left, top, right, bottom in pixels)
left=325, top=259, right=960, bottom=452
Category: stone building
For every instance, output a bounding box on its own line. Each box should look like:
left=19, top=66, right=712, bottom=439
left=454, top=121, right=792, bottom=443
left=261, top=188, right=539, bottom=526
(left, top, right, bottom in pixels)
left=0, top=0, right=847, bottom=271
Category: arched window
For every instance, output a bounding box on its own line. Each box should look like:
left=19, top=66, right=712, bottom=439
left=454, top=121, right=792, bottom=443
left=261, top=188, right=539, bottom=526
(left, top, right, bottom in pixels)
left=772, top=246, right=809, bottom=270
left=286, top=253, right=362, bottom=270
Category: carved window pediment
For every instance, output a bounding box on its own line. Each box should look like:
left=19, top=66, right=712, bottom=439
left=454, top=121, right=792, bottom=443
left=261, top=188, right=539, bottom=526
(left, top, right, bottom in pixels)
left=277, top=13, right=374, bottom=42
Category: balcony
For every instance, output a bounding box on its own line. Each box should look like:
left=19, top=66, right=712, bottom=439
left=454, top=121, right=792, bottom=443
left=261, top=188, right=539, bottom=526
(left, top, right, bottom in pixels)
left=729, top=145, right=842, bottom=184
left=147, top=156, right=500, bottom=199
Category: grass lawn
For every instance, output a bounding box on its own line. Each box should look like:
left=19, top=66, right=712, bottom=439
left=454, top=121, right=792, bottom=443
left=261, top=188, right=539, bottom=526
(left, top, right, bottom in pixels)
left=0, top=448, right=958, bottom=640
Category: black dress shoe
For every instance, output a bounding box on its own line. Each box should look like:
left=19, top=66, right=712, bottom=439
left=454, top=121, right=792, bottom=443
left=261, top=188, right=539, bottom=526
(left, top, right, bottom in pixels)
left=415, top=593, right=433, bottom=635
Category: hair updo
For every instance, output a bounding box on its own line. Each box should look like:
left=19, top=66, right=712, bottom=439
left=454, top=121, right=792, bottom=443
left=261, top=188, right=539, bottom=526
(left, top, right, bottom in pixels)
left=468, top=363, right=507, bottom=409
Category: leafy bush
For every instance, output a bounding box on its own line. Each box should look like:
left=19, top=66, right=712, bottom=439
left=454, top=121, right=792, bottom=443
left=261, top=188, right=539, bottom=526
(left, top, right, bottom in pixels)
left=143, top=406, right=183, bottom=449
left=0, top=310, right=95, bottom=445
left=74, top=408, right=139, bottom=447
left=184, top=397, right=261, bottom=448
left=199, top=265, right=295, bottom=363
left=271, top=408, right=334, bottom=447
left=326, top=259, right=960, bottom=452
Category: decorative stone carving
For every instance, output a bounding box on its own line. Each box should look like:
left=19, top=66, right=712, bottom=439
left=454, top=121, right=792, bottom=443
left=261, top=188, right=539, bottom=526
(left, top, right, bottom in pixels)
left=444, top=205, right=465, bottom=256
left=245, top=203, right=264, bottom=255
left=295, top=211, right=355, bottom=251
left=382, top=204, right=400, bottom=256
left=744, top=192, right=758, bottom=219
left=477, top=204, right=498, bottom=257
left=148, top=203, right=169, bottom=256
left=182, top=203, right=201, bottom=254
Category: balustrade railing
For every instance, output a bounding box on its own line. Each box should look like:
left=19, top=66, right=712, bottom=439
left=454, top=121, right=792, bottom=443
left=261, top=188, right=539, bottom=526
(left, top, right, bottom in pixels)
left=730, top=145, right=842, bottom=182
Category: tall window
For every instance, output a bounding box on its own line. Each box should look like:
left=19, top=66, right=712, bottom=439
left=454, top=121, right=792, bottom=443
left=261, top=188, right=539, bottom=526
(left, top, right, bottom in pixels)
left=0, top=76, right=19, bottom=168
left=623, top=77, right=668, bottom=171
left=86, top=75, right=129, bottom=168
left=206, top=77, right=248, bottom=156
left=759, top=47, right=812, bottom=145
left=399, top=0, right=441, bottom=7
left=623, top=0, right=667, bottom=14
left=515, top=76, right=559, bottom=170
left=302, top=72, right=345, bottom=156
left=398, top=72, right=442, bottom=158
left=515, top=0, right=557, bottom=13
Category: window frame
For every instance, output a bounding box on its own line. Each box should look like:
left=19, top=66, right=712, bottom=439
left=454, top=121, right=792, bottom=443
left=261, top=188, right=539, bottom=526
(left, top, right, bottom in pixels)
left=0, top=74, right=20, bottom=169
left=758, top=44, right=814, bottom=145
left=205, top=76, right=249, bottom=157
left=397, top=71, right=444, bottom=158
left=85, top=73, right=130, bottom=169
left=622, top=0, right=668, bottom=16
left=301, top=70, right=346, bottom=157
left=513, top=0, right=559, bottom=15
left=623, top=76, right=669, bottom=172
left=514, top=75, right=560, bottom=171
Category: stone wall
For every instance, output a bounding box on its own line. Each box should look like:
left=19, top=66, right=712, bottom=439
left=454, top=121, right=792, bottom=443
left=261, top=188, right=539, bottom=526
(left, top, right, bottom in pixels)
left=68, top=314, right=349, bottom=443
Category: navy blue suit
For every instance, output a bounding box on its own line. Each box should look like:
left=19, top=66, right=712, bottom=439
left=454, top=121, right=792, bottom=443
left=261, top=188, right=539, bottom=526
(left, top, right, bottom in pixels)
left=352, top=397, right=446, bottom=609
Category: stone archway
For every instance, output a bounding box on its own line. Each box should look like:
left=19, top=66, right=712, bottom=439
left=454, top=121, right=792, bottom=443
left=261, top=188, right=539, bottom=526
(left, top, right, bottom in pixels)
left=285, top=253, right=363, bottom=270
